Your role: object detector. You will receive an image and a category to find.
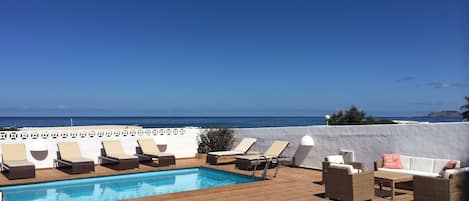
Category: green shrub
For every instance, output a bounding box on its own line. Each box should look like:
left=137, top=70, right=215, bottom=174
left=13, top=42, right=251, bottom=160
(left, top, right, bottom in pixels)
left=329, top=106, right=396, bottom=125
left=0, top=127, right=19, bottom=131
left=462, top=96, right=469, bottom=121
left=197, top=127, right=235, bottom=153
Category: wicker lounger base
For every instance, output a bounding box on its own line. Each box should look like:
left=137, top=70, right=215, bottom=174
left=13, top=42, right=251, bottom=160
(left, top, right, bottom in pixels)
left=235, top=158, right=277, bottom=170
left=101, top=157, right=139, bottom=170
left=2, top=165, right=35, bottom=180
left=138, top=155, right=176, bottom=167
left=56, top=160, right=95, bottom=174
left=206, top=154, right=237, bottom=165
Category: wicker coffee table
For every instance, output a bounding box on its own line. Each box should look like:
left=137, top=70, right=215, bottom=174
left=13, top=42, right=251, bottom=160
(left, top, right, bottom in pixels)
left=374, top=171, right=413, bottom=200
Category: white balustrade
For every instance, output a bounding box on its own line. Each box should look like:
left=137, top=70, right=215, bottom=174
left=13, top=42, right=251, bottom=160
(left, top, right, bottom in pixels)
left=0, top=127, right=200, bottom=169
left=0, top=128, right=187, bottom=141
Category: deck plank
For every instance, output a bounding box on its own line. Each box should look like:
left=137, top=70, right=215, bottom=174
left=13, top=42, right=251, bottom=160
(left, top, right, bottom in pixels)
left=0, top=158, right=413, bottom=201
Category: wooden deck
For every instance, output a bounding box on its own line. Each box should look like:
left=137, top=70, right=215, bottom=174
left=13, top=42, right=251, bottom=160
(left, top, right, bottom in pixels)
left=0, top=158, right=413, bottom=201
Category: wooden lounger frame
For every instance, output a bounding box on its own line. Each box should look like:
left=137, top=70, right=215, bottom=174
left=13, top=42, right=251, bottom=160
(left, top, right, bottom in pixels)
left=1, top=163, right=35, bottom=180
left=135, top=147, right=176, bottom=167
left=54, top=151, right=95, bottom=174
left=1, top=144, right=35, bottom=180
left=99, top=149, right=139, bottom=170
left=206, top=154, right=238, bottom=165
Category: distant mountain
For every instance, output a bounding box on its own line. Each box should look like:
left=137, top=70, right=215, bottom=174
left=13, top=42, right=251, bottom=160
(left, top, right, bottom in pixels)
left=427, top=111, right=462, bottom=118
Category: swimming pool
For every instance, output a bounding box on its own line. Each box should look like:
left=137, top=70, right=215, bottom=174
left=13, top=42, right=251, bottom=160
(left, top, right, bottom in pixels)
left=0, top=168, right=261, bottom=201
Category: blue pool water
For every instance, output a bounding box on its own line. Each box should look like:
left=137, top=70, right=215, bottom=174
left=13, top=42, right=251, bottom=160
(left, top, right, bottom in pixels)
left=0, top=168, right=261, bottom=201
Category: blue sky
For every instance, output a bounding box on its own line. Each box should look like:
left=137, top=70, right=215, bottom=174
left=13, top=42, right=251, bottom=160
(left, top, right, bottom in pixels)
left=0, top=0, right=467, bottom=116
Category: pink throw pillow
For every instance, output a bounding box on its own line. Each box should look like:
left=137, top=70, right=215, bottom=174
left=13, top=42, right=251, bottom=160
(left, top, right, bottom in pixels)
left=382, top=153, right=403, bottom=169
left=439, top=160, right=457, bottom=177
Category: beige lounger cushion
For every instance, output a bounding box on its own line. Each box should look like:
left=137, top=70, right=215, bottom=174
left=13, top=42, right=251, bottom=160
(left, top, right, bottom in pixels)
left=209, top=150, right=244, bottom=156
left=61, top=157, right=93, bottom=163
left=2, top=144, right=28, bottom=162
left=235, top=141, right=289, bottom=160
left=102, top=140, right=137, bottom=159
left=57, top=142, right=93, bottom=163
left=138, top=139, right=175, bottom=157
left=102, top=140, right=129, bottom=155
left=3, top=160, right=34, bottom=167
left=138, top=139, right=160, bottom=154
left=57, top=142, right=83, bottom=159
left=207, top=138, right=256, bottom=156
left=233, top=138, right=256, bottom=153
left=236, top=154, right=265, bottom=160
left=107, top=154, right=137, bottom=160
left=264, top=141, right=289, bottom=158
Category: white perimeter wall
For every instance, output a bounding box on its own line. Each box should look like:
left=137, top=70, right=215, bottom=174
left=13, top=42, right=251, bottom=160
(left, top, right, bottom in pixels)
left=1, top=122, right=468, bottom=170
left=234, top=122, right=469, bottom=170
left=0, top=128, right=199, bottom=169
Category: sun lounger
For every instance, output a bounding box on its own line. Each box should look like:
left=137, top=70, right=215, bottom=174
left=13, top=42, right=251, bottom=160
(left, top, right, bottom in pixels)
left=99, top=140, right=139, bottom=170
left=235, top=141, right=289, bottom=170
left=136, top=138, right=176, bottom=166
left=55, top=142, right=95, bottom=174
left=206, top=138, right=256, bottom=165
left=1, top=144, right=35, bottom=179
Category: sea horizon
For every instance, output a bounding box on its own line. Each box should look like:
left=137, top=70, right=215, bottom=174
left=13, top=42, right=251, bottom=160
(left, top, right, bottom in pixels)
left=0, top=116, right=463, bottom=128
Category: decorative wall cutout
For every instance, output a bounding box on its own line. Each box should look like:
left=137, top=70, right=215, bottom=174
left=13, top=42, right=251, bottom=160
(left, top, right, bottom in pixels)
left=0, top=128, right=188, bottom=141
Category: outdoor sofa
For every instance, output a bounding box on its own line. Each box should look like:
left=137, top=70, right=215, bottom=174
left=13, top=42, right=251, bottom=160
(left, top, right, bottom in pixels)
left=413, top=167, right=469, bottom=201
left=375, top=155, right=461, bottom=178
left=1, top=144, right=35, bottom=179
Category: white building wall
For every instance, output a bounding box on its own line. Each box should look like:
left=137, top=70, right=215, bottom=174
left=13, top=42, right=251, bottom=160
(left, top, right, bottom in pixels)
left=234, top=122, right=469, bottom=170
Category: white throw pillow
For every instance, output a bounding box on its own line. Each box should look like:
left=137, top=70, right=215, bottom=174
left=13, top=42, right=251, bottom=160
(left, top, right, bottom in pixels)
left=327, top=155, right=345, bottom=164
left=330, top=163, right=361, bottom=174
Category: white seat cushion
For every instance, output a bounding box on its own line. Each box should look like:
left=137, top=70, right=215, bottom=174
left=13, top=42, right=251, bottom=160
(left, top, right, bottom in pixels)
left=400, top=155, right=411, bottom=170
left=410, top=157, right=434, bottom=172
left=326, top=155, right=344, bottom=164
left=330, top=163, right=361, bottom=174
left=378, top=168, right=439, bottom=177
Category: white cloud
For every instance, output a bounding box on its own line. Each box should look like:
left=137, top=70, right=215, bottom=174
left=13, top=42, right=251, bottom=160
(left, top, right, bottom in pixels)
left=427, top=82, right=469, bottom=88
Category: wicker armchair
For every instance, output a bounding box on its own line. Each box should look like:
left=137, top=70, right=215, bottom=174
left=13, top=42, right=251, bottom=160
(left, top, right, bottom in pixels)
left=322, top=156, right=364, bottom=185
left=324, top=165, right=374, bottom=201
left=414, top=170, right=469, bottom=201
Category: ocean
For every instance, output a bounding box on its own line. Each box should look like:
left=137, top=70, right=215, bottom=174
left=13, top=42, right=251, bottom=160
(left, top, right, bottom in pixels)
left=0, top=116, right=463, bottom=128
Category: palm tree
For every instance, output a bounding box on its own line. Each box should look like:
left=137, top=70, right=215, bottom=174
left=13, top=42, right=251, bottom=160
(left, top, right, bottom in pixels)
left=462, top=96, right=469, bottom=121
